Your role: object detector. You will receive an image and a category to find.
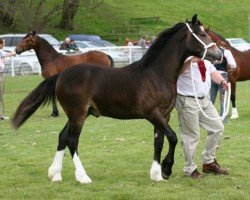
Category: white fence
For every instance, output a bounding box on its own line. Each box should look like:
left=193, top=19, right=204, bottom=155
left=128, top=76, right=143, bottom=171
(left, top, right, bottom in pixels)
left=3, top=46, right=148, bottom=77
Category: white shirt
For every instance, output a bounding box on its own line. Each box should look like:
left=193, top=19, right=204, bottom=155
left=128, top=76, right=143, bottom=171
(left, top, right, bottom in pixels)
left=223, top=49, right=236, bottom=68
left=177, top=58, right=216, bottom=97
left=0, top=50, right=6, bottom=73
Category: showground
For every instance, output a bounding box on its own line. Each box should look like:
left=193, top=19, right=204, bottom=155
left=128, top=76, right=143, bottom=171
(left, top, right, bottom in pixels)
left=0, top=75, right=249, bottom=199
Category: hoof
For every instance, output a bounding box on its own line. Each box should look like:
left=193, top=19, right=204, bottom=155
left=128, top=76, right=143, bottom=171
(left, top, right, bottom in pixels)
left=230, top=115, right=239, bottom=119
left=75, top=171, right=92, bottom=184
left=150, top=161, right=164, bottom=182
left=51, top=113, right=59, bottom=117
left=230, top=108, right=239, bottom=119
left=49, top=173, right=62, bottom=182
left=48, top=168, right=62, bottom=182
left=161, top=172, right=169, bottom=180
left=162, top=165, right=172, bottom=179
left=48, top=164, right=62, bottom=182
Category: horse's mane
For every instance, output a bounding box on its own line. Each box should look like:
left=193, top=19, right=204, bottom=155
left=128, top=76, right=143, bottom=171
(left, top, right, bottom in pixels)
left=24, top=33, right=58, bottom=53
left=37, top=35, right=58, bottom=52
left=137, top=22, right=185, bottom=68
left=208, top=30, right=227, bottom=41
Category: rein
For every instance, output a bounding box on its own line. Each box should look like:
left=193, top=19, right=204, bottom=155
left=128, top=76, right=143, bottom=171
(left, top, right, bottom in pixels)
left=186, top=23, right=216, bottom=60
left=190, top=61, right=231, bottom=121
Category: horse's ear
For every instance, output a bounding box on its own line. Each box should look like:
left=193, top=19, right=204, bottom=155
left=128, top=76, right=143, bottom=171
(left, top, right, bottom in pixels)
left=191, top=14, right=198, bottom=25
left=32, top=31, right=36, bottom=36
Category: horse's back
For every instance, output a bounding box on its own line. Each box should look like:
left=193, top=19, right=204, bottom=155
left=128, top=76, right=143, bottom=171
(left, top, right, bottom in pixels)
left=55, top=63, right=142, bottom=118
left=77, top=50, right=113, bottom=68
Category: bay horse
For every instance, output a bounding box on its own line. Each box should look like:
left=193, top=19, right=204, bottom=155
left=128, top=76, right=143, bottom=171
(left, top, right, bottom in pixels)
left=12, top=15, right=222, bottom=183
left=206, top=29, right=250, bottom=119
left=15, top=31, right=114, bottom=117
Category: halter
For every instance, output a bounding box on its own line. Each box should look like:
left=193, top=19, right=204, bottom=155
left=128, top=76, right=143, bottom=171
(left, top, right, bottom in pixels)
left=186, top=23, right=216, bottom=60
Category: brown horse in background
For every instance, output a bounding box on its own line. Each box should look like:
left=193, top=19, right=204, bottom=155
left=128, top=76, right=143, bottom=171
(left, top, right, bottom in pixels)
left=206, top=29, right=250, bottom=119
left=12, top=15, right=222, bottom=183
left=15, top=31, right=114, bottom=117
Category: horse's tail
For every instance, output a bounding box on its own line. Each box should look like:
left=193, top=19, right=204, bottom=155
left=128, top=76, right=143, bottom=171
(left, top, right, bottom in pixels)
left=12, top=74, right=60, bottom=129
left=107, top=54, right=114, bottom=67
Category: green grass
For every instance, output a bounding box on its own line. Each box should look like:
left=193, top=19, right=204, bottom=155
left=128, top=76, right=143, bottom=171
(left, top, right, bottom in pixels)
left=1, top=1, right=250, bottom=44
left=0, top=75, right=249, bottom=199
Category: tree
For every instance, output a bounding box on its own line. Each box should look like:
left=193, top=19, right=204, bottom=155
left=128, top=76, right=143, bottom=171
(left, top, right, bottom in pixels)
left=16, top=0, right=63, bottom=32
left=60, top=0, right=104, bottom=30
left=0, top=0, right=17, bottom=28
left=60, top=0, right=80, bottom=30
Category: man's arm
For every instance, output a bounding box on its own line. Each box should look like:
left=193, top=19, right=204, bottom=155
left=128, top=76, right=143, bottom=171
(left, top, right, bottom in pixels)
left=211, top=70, right=229, bottom=90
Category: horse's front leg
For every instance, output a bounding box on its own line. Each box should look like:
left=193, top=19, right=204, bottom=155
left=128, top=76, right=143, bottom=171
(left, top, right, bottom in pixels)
left=149, top=112, right=178, bottom=181
left=160, top=124, right=178, bottom=179
left=150, top=127, right=164, bottom=181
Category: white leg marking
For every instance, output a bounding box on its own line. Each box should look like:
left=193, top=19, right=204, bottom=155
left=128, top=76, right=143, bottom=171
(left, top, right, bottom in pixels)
left=230, top=107, right=239, bottom=119
left=73, top=152, right=92, bottom=184
left=48, top=150, right=64, bottom=182
left=150, top=161, right=164, bottom=182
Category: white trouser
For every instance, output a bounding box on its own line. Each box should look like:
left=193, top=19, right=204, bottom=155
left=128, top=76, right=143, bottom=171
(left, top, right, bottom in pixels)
left=175, top=95, right=224, bottom=175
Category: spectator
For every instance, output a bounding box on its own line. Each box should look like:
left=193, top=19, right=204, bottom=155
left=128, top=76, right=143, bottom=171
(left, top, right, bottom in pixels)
left=125, top=38, right=133, bottom=46
left=137, top=35, right=147, bottom=48
left=69, top=39, right=79, bottom=51
left=59, top=37, right=71, bottom=51
left=0, top=38, right=16, bottom=120
left=210, top=41, right=237, bottom=121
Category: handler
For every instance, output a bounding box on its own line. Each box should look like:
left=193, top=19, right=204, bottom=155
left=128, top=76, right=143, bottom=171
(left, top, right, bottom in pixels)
left=175, top=55, right=229, bottom=178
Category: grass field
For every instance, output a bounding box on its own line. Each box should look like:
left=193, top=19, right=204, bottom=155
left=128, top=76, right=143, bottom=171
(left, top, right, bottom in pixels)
left=1, top=1, right=250, bottom=44
left=0, top=75, right=249, bottom=200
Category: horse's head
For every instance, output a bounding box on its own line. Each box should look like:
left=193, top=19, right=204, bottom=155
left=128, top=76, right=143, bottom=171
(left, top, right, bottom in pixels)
left=185, top=15, right=222, bottom=63
left=15, top=31, right=37, bottom=54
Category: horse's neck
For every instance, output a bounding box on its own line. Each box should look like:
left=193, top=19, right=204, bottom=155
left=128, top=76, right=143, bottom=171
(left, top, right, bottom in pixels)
left=230, top=47, right=250, bottom=57
left=146, top=44, right=186, bottom=83
left=34, top=40, right=61, bottom=68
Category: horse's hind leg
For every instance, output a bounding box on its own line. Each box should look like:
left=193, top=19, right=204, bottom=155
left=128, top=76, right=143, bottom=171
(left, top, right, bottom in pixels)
left=67, top=118, right=92, bottom=184
left=48, top=122, right=69, bottom=181
left=230, top=81, right=239, bottom=119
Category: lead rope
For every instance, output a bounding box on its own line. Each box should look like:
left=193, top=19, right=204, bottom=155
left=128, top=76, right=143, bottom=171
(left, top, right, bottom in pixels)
left=190, top=62, right=231, bottom=121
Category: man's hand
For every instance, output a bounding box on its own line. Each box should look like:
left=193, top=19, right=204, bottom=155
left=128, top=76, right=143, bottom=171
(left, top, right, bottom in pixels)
left=221, top=80, right=230, bottom=91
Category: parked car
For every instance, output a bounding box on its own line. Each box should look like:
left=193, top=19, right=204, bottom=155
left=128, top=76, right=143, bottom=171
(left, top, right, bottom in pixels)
left=226, top=38, right=250, bottom=52
left=74, top=40, right=105, bottom=49
left=0, top=33, right=61, bottom=51
left=69, top=34, right=116, bottom=47
left=0, top=33, right=61, bottom=75
left=3, top=49, right=41, bottom=76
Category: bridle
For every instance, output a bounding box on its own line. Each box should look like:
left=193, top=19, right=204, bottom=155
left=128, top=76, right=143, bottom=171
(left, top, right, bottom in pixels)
left=186, top=23, right=216, bottom=60
left=29, top=34, right=36, bottom=48
left=186, top=23, right=231, bottom=121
